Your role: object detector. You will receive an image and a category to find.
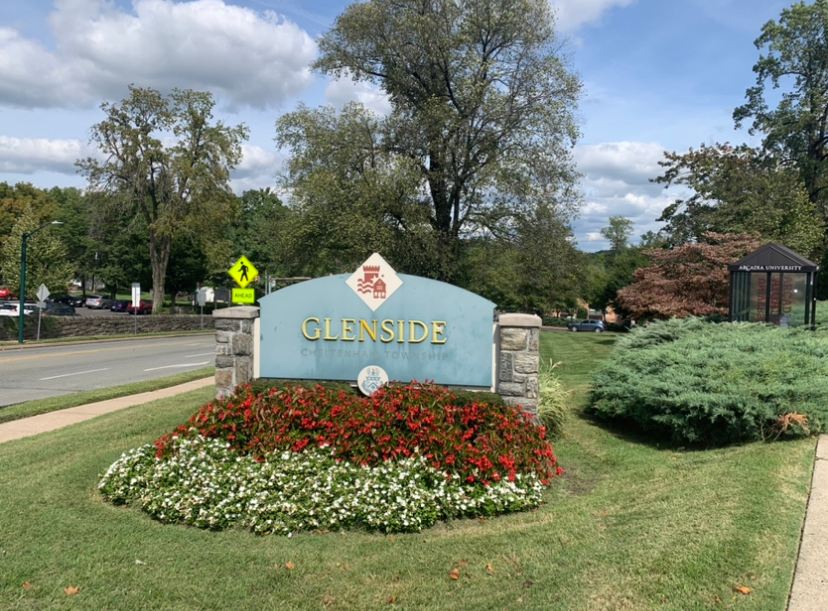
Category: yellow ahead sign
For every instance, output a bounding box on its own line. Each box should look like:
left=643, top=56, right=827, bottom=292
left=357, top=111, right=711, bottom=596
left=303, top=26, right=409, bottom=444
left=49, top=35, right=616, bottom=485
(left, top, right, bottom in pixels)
left=228, top=255, right=258, bottom=288
left=232, top=288, right=256, bottom=304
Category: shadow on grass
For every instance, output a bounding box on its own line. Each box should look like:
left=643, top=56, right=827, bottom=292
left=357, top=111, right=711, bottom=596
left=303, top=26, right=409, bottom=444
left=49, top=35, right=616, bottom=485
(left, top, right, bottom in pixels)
left=576, top=406, right=809, bottom=454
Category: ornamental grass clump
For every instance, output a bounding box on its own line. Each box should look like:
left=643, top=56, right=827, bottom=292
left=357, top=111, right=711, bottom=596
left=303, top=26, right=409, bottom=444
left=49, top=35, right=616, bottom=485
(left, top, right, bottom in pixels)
left=587, top=318, right=828, bottom=445
left=101, top=383, right=561, bottom=534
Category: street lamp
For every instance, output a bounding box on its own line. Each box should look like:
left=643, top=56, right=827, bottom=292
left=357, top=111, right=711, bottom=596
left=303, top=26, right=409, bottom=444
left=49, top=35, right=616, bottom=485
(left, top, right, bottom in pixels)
left=18, top=220, right=63, bottom=344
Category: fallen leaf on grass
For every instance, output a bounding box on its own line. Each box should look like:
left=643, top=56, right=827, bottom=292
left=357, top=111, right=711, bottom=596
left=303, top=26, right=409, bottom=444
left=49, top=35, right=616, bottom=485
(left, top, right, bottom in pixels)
left=485, top=563, right=494, bottom=575
left=64, top=586, right=80, bottom=596
left=735, top=586, right=752, bottom=595
left=285, top=561, right=296, bottom=571
left=21, top=581, right=32, bottom=591
left=387, top=595, right=397, bottom=604
left=449, top=568, right=461, bottom=581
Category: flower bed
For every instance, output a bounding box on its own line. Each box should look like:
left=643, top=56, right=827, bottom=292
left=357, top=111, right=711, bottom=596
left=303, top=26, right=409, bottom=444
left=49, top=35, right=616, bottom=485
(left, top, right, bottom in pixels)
left=100, top=383, right=561, bottom=534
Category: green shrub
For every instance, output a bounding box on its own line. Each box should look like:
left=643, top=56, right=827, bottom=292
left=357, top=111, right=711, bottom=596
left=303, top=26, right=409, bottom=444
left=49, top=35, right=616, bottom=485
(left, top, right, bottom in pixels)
left=587, top=318, right=828, bottom=445
left=538, top=361, right=568, bottom=438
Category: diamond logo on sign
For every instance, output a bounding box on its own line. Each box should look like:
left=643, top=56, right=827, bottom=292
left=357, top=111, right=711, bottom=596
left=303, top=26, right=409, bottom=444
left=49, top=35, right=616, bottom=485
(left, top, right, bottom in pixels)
left=357, top=365, right=389, bottom=396
left=228, top=256, right=258, bottom=289
left=345, top=253, right=402, bottom=311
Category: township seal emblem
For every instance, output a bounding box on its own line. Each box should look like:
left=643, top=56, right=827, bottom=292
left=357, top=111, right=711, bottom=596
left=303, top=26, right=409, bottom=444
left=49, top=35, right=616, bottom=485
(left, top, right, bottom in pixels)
left=345, top=253, right=403, bottom=311
left=357, top=365, right=389, bottom=396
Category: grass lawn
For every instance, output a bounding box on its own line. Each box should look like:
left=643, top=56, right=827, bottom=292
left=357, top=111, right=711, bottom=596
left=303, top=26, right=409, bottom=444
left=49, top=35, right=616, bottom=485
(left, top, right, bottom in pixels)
left=0, top=333, right=815, bottom=609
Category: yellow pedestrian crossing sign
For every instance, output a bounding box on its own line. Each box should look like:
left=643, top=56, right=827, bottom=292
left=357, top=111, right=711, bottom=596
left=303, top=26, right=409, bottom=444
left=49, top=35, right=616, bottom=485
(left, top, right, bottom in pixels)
left=228, top=255, right=258, bottom=288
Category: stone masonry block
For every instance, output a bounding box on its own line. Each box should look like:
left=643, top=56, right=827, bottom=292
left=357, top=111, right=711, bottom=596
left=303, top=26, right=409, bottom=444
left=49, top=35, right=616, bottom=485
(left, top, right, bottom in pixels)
left=239, top=320, right=253, bottom=334
left=500, top=328, right=528, bottom=351
left=497, top=381, right=525, bottom=397
left=215, top=342, right=232, bottom=356
left=525, top=376, right=539, bottom=400
left=528, top=328, right=539, bottom=352
left=232, top=334, right=253, bottom=356
left=215, top=368, right=233, bottom=393
left=216, top=330, right=232, bottom=344
left=498, top=352, right=514, bottom=382
left=514, top=353, right=539, bottom=374
left=214, top=319, right=239, bottom=332
left=216, top=354, right=235, bottom=368
left=236, top=358, right=252, bottom=386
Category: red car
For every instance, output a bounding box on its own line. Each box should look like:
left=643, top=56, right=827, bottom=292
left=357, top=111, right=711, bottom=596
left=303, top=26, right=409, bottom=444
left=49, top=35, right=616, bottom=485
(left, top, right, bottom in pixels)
left=0, top=287, right=13, bottom=300
left=127, top=299, right=152, bottom=315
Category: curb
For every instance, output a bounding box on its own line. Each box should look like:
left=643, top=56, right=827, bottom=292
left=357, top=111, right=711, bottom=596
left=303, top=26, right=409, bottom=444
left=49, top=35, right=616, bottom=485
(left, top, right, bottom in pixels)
left=0, top=377, right=214, bottom=444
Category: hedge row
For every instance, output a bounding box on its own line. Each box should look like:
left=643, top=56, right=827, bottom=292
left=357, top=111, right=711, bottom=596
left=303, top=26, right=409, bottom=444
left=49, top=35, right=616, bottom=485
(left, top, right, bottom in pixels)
left=587, top=318, right=828, bottom=445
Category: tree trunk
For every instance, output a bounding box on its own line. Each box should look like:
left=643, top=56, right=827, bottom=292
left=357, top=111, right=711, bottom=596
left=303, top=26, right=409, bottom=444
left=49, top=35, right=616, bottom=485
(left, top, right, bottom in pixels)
left=149, top=232, right=171, bottom=314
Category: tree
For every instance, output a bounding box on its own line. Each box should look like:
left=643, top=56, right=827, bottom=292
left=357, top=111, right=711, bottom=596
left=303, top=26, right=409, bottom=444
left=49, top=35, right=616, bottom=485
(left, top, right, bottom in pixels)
left=601, top=216, right=634, bottom=252
left=734, top=0, right=828, bottom=211
left=615, top=233, right=762, bottom=320
left=655, top=143, right=824, bottom=257
left=276, top=103, right=437, bottom=277
left=79, top=86, right=247, bottom=313
left=314, top=0, right=581, bottom=279
left=0, top=204, right=74, bottom=299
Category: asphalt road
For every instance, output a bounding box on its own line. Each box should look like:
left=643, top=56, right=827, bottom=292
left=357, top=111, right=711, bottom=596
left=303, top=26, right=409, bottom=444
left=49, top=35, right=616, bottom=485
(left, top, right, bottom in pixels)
left=0, top=335, right=214, bottom=407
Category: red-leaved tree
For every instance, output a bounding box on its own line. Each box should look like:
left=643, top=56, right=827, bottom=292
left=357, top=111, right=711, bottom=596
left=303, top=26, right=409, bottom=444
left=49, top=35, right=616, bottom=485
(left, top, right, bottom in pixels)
left=616, top=233, right=762, bottom=319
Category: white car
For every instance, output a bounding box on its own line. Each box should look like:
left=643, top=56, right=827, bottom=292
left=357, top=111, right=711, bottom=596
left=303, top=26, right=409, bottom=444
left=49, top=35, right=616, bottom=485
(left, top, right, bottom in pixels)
left=0, top=302, right=35, bottom=317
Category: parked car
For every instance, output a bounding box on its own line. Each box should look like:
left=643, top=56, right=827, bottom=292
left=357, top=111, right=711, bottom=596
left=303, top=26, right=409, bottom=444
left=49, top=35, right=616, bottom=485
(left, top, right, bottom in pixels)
left=52, top=294, right=83, bottom=307
left=43, top=301, right=76, bottom=316
left=110, top=300, right=129, bottom=313
left=127, top=299, right=152, bottom=315
left=0, top=302, right=34, bottom=317
left=567, top=319, right=606, bottom=333
left=84, top=295, right=113, bottom=309
left=0, top=287, right=13, bottom=300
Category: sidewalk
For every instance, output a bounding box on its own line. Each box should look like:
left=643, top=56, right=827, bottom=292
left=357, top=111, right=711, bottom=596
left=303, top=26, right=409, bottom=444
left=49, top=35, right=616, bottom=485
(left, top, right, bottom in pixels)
left=788, top=435, right=828, bottom=610
left=0, top=377, right=213, bottom=444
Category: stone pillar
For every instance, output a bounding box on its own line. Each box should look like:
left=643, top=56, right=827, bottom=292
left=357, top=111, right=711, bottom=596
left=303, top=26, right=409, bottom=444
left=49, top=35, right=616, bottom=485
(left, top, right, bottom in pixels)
left=213, top=306, right=260, bottom=399
left=495, top=313, right=541, bottom=414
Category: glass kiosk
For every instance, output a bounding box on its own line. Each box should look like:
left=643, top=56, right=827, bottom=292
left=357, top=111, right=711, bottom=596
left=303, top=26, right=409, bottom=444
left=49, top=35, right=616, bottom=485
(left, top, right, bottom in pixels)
left=729, top=244, right=818, bottom=328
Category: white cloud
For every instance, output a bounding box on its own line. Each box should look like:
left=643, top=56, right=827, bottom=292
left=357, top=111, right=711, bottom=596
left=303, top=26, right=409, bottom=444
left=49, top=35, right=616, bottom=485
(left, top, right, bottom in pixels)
left=229, top=143, right=284, bottom=193
left=572, top=140, right=677, bottom=250
left=550, top=0, right=636, bottom=32
left=575, top=141, right=665, bottom=186
left=0, top=135, right=91, bottom=174
left=324, top=72, right=392, bottom=116
left=0, top=0, right=317, bottom=110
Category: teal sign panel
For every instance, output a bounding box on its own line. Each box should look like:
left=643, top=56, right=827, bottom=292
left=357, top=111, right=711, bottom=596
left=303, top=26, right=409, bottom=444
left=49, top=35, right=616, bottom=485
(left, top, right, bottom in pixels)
left=258, top=272, right=495, bottom=387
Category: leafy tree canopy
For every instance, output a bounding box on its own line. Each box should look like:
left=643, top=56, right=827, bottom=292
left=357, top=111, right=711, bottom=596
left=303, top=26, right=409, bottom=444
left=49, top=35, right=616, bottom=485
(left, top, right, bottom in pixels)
left=734, top=0, right=828, bottom=210
left=615, top=233, right=762, bottom=320
left=655, top=143, right=824, bottom=258
left=313, top=0, right=581, bottom=279
left=79, top=86, right=247, bottom=312
left=0, top=203, right=74, bottom=299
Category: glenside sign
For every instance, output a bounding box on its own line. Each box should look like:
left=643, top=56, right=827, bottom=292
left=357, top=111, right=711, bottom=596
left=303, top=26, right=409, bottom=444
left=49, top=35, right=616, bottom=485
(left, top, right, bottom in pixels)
left=258, top=253, right=495, bottom=388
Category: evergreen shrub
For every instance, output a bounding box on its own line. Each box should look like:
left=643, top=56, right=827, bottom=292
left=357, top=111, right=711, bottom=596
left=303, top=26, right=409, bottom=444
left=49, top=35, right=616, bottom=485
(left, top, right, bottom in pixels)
left=587, top=318, right=828, bottom=445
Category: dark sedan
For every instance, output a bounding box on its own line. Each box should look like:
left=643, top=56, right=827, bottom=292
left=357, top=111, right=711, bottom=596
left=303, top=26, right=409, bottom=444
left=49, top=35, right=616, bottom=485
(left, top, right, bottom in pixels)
left=110, top=300, right=130, bottom=313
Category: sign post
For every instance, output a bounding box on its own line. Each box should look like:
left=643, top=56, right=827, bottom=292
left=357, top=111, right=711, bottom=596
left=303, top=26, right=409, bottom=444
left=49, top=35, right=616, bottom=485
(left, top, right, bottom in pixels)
left=35, top=284, right=49, bottom=342
left=196, top=287, right=207, bottom=328
left=131, top=282, right=140, bottom=335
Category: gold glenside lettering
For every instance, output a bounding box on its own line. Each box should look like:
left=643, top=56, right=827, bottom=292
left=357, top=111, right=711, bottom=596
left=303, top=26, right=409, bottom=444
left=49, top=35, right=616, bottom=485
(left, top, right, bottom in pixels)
left=302, top=317, right=447, bottom=344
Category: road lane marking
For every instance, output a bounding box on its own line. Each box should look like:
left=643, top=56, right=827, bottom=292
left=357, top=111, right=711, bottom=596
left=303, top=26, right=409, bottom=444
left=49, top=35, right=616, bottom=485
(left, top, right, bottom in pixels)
left=144, top=361, right=210, bottom=372
left=0, top=339, right=214, bottom=364
left=185, top=352, right=214, bottom=357
left=40, top=368, right=110, bottom=381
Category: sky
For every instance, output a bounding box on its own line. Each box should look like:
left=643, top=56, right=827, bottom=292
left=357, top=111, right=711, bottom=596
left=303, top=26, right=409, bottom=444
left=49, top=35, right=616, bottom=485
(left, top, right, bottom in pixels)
left=0, top=0, right=795, bottom=251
